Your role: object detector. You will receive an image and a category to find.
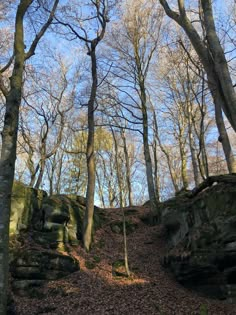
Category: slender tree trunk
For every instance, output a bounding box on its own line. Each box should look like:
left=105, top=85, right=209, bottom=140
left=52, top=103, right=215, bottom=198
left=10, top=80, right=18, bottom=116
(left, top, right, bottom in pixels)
left=96, top=168, right=105, bottom=208
left=49, top=166, right=55, bottom=196
left=184, top=99, right=201, bottom=186
left=152, top=111, right=161, bottom=200
left=83, top=47, right=97, bottom=251
left=112, top=128, right=130, bottom=277
left=153, top=138, right=160, bottom=201
left=197, top=88, right=209, bottom=179
left=140, top=83, right=159, bottom=212
left=122, top=207, right=130, bottom=277
left=120, top=129, right=133, bottom=206
left=188, top=126, right=200, bottom=186
left=35, top=158, right=46, bottom=189
left=29, top=163, right=39, bottom=187
left=55, top=152, right=64, bottom=194
left=179, top=133, right=188, bottom=189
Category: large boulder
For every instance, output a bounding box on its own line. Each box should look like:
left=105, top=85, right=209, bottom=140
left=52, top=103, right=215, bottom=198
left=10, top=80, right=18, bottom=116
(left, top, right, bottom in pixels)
left=161, top=181, right=236, bottom=302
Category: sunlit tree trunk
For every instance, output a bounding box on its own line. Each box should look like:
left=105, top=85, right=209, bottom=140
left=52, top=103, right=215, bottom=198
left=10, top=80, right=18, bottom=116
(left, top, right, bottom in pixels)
left=111, top=128, right=130, bottom=276
left=120, top=129, right=133, bottom=206
left=83, top=45, right=97, bottom=251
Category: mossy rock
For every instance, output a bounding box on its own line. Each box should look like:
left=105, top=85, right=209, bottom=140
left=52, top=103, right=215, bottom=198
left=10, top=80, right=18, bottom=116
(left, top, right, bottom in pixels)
left=112, top=259, right=129, bottom=277
left=85, top=260, right=96, bottom=269
left=38, top=194, right=101, bottom=246
left=10, top=181, right=47, bottom=235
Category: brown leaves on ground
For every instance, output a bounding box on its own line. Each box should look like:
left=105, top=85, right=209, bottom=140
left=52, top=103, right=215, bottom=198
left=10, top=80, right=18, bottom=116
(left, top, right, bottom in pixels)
left=12, top=206, right=236, bottom=315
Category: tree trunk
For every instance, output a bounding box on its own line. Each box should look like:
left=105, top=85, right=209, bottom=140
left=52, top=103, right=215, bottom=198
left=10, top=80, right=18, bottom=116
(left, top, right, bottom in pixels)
left=178, top=133, right=188, bottom=190
left=197, top=89, right=209, bottom=179
left=96, top=168, right=105, bottom=208
left=112, top=128, right=130, bottom=276
left=140, top=81, right=159, bottom=212
left=152, top=137, right=160, bottom=201
left=0, top=2, right=31, bottom=313
left=34, top=158, right=46, bottom=189
left=214, top=101, right=236, bottom=173
left=83, top=47, right=97, bottom=251
left=0, top=1, right=58, bottom=311
left=120, top=129, right=133, bottom=206
left=200, top=0, right=236, bottom=129
left=160, top=0, right=236, bottom=133
left=188, top=126, right=201, bottom=186
left=142, top=109, right=158, bottom=211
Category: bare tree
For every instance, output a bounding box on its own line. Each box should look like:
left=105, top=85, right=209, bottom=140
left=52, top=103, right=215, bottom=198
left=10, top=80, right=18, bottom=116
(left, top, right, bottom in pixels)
left=0, top=1, right=59, bottom=313
left=159, top=0, right=236, bottom=173
left=107, top=0, right=163, bottom=214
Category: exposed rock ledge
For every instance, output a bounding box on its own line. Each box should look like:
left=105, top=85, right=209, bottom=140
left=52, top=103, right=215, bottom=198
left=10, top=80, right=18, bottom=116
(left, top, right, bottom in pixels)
left=9, top=181, right=102, bottom=296
left=161, top=175, right=236, bottom=302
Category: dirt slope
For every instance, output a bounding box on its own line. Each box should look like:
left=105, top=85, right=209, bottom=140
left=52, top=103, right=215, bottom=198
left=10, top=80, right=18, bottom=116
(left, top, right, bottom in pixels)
left=12, top=206, right=236, bottom=315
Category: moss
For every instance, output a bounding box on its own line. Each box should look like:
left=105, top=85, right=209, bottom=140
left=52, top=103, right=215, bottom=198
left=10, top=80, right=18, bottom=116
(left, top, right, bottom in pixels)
left=199, top=304, right=208, bottom=315
left=93, top=255, right=101, bottom=263
left=85, top=260, right=96, bottom=269
left=112, top=259, right=125, bottom=268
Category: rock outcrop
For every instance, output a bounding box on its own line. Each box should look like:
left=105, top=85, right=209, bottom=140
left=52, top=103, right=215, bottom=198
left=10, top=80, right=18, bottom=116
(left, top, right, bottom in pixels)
left=9, top=182, right=101, bottom=295
left=10, top=181, right=46, bottom=234
left=161, top=178, right=236, bottom=302
left=10, top=250, right=79, bottom=296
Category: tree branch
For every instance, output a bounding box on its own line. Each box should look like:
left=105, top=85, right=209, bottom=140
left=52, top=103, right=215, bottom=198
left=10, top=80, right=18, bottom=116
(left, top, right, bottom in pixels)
left=25, top=0, right=59, bottom=60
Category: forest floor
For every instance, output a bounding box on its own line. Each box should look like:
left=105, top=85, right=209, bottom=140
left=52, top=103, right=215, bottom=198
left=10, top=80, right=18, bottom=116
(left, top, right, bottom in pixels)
left=12, top=205, right=236, bottom=315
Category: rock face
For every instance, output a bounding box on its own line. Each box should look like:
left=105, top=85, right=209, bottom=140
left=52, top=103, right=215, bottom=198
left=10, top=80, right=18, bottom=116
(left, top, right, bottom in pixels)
left=10, top=250, right=79, bottom=296
left=10, top=181, right=46, bottom=234
left=33, top=194, right=101, bottom=248
left=9, top=182, right=101, bottom=295
left=161, top=182, right=236, bottom=302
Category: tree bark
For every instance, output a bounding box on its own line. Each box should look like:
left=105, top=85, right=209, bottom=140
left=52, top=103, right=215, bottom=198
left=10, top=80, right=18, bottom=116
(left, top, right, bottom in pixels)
left=0, top=1, right=58, bottom=312
left=188, top=124, right=201, bottom=186
left=112, top=128, right=130, bottom=276
left=83, top=46, right=97, bottom=251
left=142, top=97, right=159, bottom=211
left=120, top=129, right=133, bottom=206
left=0, top=2, right=32, bottom=313
left=159, top=0, right=236, bottom=173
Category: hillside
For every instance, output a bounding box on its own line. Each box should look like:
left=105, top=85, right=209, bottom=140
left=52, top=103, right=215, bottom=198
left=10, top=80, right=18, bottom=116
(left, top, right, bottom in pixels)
left=10, top=205, right=236, bottom=315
